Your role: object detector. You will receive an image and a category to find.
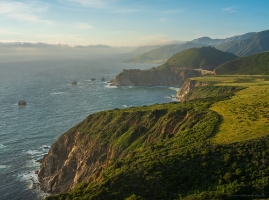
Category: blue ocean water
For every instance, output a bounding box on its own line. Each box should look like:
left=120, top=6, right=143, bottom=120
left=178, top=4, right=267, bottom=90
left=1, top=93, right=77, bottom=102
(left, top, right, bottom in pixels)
left=0, top=55, right=178, bottom=200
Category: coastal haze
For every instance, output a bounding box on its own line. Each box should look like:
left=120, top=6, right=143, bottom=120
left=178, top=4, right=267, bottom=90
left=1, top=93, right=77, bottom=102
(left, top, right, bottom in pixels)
left=1, top=0, right=269, bottom=200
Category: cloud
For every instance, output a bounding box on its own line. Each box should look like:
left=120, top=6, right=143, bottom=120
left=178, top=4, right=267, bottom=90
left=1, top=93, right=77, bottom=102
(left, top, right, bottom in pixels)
left=223, top=7, right=236, bottom=13
left=162, top=9, right=183, bottom=14
left=0, top=28, right=22, bottom=36
left=110, top=9, right=141, bottom=13
left=0, top=1, right=51, bottom=24
left=76, top=22, right=93, bottom=29
left=68, top=0, right=109, bottom=8
left=159, top=18, right=167, bottom=22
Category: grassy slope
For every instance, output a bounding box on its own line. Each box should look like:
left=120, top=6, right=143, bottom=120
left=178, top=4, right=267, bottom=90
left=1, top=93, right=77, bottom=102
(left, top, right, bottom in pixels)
left=215, top=52, right=269, bottom=75
left=45, top=76, right=269, bottom=200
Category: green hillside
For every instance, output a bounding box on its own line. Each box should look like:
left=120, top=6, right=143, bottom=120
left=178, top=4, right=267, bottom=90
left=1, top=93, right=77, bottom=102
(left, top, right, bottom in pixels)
left=44, top=76, right=269, bottom=200
left=160, top=46, right=238, bottom=71
left=215, top=52, right=269, bottom=75
left=216, top=30, right=269, bottom=56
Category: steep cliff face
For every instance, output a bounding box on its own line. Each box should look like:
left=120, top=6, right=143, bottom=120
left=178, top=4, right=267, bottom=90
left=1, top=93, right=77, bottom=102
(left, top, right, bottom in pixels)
left=176, top=79, right=243, bottom=102
left=176, top=80, right=208, bottom=101
left=114, top=68, right=202, bottom=87
left=38, top=128, right=112, bottom=193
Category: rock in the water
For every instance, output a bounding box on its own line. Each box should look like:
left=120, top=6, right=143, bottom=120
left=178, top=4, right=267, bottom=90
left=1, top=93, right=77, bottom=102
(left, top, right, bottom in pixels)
left=71, top=81, right=77, bottom=85
left=18, top=100, right=26, bottom=106
left=90, top=78, right=96, bottom=81
left=101, top=77, right=105, bottom=81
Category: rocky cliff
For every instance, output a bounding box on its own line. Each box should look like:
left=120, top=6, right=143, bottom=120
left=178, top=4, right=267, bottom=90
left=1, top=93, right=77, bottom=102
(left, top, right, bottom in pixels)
left=113, top=68, right=202, bottom=87
left=176, top=79, right=208, bottom=101
left=38, top=127, right=113, bottom=194
left=176, top=79, right=243, bottom=102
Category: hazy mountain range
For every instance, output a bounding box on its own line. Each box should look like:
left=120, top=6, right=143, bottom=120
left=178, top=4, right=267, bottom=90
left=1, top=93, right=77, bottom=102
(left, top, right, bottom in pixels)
left=124, top=30, right=269, bottom=63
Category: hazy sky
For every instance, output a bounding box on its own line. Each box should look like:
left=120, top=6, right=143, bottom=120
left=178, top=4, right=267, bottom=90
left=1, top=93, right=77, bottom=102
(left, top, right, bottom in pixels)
left=0, top=0, right=268, bottom=46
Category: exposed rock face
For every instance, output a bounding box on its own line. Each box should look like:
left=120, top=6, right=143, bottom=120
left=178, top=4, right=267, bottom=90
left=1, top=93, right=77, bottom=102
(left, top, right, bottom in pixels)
left=176, top=80, right=208, bottom=102
left=114, top=68, right=202, bottom=87
left=38, top=129, right=113, bottom=194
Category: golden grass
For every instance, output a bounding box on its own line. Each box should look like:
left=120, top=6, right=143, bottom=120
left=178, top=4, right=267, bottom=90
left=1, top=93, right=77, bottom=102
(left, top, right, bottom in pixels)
left=189, top=75, right=269, bottom=144
left=210, top=79, right=269, bottom=144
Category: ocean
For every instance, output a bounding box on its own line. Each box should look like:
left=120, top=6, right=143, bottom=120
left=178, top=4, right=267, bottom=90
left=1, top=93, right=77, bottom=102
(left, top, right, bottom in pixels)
left=0, top=55, right=178, bottom=200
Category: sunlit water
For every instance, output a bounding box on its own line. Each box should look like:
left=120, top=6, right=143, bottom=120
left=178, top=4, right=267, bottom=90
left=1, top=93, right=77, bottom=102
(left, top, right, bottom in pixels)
left=0, top=55, right=178, bottom=200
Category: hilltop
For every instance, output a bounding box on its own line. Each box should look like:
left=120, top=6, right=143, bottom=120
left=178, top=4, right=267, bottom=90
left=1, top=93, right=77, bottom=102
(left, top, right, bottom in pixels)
left=160, top=46, right=237, bottom=71
left=114, top=47, right=237, bottom=87
left=215, top=52, right=269, bottom=75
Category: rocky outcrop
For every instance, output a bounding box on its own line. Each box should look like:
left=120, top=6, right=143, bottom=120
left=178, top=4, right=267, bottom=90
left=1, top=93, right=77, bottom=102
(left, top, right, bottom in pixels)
left=71, top=81, right=77, bottom=85
left=18, top=100, right=26, bottom=106
left=113, top=68, right=202, bottom=87
left=176, top=80, right=208, bottom=102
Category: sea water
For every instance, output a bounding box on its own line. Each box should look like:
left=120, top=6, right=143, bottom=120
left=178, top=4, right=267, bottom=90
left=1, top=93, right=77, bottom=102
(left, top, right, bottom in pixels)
left=0, top=55, right=178, bottom=200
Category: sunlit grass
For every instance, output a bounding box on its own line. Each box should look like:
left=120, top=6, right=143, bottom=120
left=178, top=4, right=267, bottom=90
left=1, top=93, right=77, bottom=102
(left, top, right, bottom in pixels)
left=209, top=78, right=269, bottom=144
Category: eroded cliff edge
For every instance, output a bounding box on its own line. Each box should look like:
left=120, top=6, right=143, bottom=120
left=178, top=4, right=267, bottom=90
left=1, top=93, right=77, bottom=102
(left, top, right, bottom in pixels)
left=113, top=68, right=202, bottom=87
left=176, top=79, right=208, bottom=101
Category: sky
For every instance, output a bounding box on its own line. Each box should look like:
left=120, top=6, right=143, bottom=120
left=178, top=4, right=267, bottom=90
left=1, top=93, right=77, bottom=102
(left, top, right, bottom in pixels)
left=0, top=0, right=268, bottom=46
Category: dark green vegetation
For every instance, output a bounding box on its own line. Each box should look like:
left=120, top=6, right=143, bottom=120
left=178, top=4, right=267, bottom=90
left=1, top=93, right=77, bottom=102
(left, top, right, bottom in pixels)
left=182, top=85, right=245, bottom=101
left=215, top=52, right=269, bottom=75
left=160, top=46, right=237, bottom=71
left=216, top=30, right=269, bottom=56
left=45, top=84, right=269, bottom=199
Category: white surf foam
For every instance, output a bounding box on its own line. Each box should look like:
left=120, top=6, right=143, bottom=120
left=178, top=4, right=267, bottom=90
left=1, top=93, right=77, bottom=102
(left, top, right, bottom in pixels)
left=25, top=150, right=43, bottom=156
left=50, top=92, right=66, bottom=95
left=169, top=87, right=179, bottom=91
left=0, top=165, right=7, bottom=169
left=105, top=84, right=117, bottom=88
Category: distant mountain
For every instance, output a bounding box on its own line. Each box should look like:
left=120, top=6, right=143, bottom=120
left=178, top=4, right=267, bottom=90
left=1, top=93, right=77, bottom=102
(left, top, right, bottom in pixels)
left=215, top=52, right=269, bottom=75
left=161, top=46, right=238, bottom=71
left=191, top=32, right=255, bottom=45
left=216, top=30, right=269, bottom=56
left=123, top=42, right=207, bottom=64
left=124, top=45, right=162, bottom=58
left=191, top=37, right=223, bottom=45
left=124, top=32, right=255, bottom=64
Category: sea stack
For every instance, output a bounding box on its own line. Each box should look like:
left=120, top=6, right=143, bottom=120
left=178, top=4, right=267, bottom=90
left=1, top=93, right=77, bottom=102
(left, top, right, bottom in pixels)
left=71, top=81, right=77, bottom=85
left=101, top=77, right=105, bottom=81
left=18, top=100, right=26, bottom=106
